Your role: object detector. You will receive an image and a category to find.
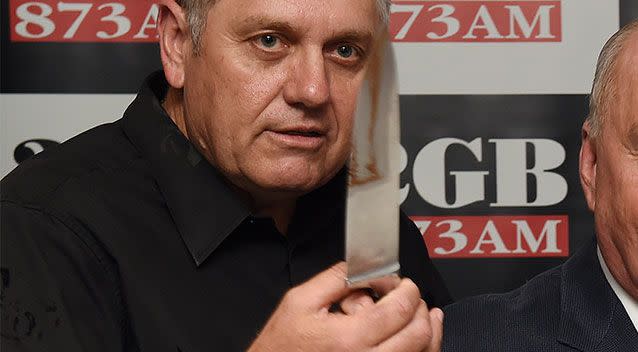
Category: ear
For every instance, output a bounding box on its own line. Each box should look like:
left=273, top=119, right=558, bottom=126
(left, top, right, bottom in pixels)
left=158, top=0, right=190, bottom=89
left=579, top=121, right=597, bottom=211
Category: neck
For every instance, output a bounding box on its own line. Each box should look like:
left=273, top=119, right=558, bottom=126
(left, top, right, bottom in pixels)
left=253, top=196, right=297, bottom=235
left=163, top=88, right=188, bottom=137
left=255, top=199, right=297, bottom=236
left=598, top=239, right=638, bottom=300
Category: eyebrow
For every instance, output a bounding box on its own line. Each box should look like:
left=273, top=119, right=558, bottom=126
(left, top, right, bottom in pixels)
left=235, top=15, right=297, bottom=36
left=327, top=30, right=374, bottom=48
left=235, top=15, right=374, bottom=46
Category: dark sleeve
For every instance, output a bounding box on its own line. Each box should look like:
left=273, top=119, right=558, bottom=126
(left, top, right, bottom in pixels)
left=398, top=211, right=453, bottom=308
left=1, top=201, right=128, bottom=351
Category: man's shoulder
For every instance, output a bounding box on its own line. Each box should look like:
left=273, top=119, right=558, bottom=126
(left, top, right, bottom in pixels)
left=397, top=211, right=453, bottom=307
left=444, top=264, right=562, bottom=319
left=442, top=264, right=564, bottom=351
left=2, top=120, right=147, bottom=209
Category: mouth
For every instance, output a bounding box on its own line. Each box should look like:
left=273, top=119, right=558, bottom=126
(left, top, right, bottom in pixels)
left=265, top=128, right=326, bottom=150
left=279, top=130, right=323, bottom=137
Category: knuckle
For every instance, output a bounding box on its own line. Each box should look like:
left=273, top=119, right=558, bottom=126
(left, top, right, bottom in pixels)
left=367, top=305, right=390, bottom=326
left=403, top=319, right=432, bottom=352
left=327, top=263, right=347, bottom=280
left=404, top=279, right=421, bottom=300
left=415, top=315, right=432, bottom=340
left=393, top=295, right=416, bottom=321
left=351, top=316, right=381, bottom=347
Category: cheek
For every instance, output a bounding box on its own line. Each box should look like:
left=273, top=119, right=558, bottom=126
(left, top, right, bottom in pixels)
left=182, top=72, right=219, bottom=148
left=224, top=66, right=288, bottom=131
left=615, top=187, right=638, bottom=277
left=216, top=49, right=288, bottom=111
left=330, top=74, right=364, bottom=138
left=625, top=173, right=638, bottom=229
left=206, top=62, right=286, bottom=141
left=596, top=157, right=638, bottom=239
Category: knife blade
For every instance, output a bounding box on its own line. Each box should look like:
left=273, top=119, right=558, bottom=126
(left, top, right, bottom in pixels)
left=346, top=34, right=401, bottom=287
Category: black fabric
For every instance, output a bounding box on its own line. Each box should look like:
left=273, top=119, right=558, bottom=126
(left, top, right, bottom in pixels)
left=442, top=236, right=638, bottom=351
left=1, top=71, right=451, bottom=352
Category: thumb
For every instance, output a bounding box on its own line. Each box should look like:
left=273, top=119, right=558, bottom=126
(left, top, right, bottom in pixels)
left=427, top=308, right=444, bottom=352
left=295, top=262, right=351, bottom=309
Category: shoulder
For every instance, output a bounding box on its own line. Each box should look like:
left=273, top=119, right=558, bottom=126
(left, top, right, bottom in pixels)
left=398, top=210, right=453, bottom=307
left=1, top=121, right=146, bottom=285
left=398, top=210, right=425, bottom=246
left=2, top=120, right=149, bottom=211
left=442, top=265, right=563, bottom=351
left=1, top=120, right=144, bottom=315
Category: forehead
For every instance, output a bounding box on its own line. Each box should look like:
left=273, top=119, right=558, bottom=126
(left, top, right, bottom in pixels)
left=619, top=32, right=638, bottom=83
left=208, top=0, right=380, bottom=34
left=613, top=33, right=638, bottom=123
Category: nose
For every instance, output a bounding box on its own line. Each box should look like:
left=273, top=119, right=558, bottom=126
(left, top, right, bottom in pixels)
left=283, top=48, right=330, bottom=109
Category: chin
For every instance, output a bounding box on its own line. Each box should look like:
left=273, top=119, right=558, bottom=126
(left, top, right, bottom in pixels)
left=238, top=152, right=346, bottom=194
left=261, top=173, right=324, bottom=193
left=253, top=164, right=335, bottom=193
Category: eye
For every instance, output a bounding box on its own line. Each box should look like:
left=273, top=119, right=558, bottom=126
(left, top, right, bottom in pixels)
left=329, top=43, right=364, bottom=67
left=336, top=44, right=354, bottom=58
left=260, top=34, right=278, bottom=48
left=254, top=34, right=287, bottom=52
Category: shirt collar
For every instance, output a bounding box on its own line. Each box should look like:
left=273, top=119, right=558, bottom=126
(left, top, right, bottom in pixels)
left=120, top=71, right=250, bottom=266
left=597, top=246, right=638, bottom=332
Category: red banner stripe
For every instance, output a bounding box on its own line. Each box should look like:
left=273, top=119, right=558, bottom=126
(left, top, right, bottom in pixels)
left=411, top=215, right=569, bottom=258
left=390, top=1, right=562, bottom=42
left=10, top=0, right=159, bottom=42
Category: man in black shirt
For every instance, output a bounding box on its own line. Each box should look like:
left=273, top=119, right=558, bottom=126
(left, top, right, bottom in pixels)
left=1, top=0, right=450, bottom=351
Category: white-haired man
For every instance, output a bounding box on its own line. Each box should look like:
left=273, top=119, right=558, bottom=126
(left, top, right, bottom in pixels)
left=1, top=0, right=450, bottom=351
left=442, top=20, right=638, bottom=351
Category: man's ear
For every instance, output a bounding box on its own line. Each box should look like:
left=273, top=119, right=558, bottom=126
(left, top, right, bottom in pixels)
left=579, top=120, right=597, bottom=211
left=158, top=0, right=190, bottom=89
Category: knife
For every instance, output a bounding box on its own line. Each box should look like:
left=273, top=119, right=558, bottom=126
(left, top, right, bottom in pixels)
left=346, top=34, right=401, bottom=288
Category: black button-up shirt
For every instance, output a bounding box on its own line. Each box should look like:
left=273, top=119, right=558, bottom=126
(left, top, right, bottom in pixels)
left=1, top=72, right=451, bottom=351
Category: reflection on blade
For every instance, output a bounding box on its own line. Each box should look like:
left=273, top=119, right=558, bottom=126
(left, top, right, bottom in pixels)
left=346, top=34, right=401, bottom=287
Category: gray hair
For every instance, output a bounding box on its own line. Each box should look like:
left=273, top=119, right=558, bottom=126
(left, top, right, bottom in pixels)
left=175, top=0, right=392, bottom=52
left=587, top=20, right=638, bottom=137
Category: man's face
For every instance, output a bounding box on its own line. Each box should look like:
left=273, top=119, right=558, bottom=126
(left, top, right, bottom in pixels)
left=581, top=36, right=638, bottom=296
left=180, top=0, right=379, bottom=196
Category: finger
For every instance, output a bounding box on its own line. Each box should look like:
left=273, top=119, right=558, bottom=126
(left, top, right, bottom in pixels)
left=293, top=262, right=352, bottom=310
left=373, top=301, right=433, bottom=352
left=340, top=289, right=375, bottom=315
left=356, top=278, right=422, bottom=346
left=367, top=274, right=401, bottom=297
left=426, top=308, right=444, bottom=352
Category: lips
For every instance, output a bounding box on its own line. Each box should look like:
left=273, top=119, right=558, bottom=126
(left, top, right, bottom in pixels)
left=274, top=123, right=326, bottom=136
left=280, top=130, right=322, bottom=137
left=265, top=126, right=326, bottom=149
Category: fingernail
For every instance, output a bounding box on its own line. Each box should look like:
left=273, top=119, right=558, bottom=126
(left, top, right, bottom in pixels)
left=433, top=308, right=444, bottom=322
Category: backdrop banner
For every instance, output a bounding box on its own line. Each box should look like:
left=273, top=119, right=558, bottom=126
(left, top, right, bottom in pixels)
left=2, top=0, right=636, bottom=300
